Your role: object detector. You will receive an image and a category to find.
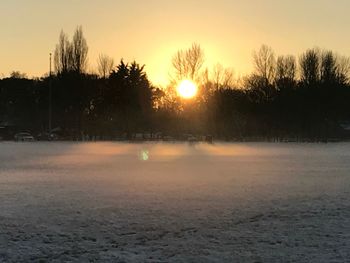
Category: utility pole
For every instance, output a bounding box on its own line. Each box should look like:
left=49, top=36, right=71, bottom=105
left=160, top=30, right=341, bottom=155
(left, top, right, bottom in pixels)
left=49, top=53, right=52, bottom=134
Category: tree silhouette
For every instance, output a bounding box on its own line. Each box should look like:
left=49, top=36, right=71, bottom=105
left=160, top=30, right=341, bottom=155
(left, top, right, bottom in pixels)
left=336, top=56, right=350, bottom=85
left=96, top=60, right=155, bottom=137
left=54, top=26, right=88, bottom=75
left=299, top=48, right=320, bottom=86
left=2, top=34, right=350, bottom=141
left=320, top=50, right=337, bottom=85
left=10, top=71, right=27, bottom=79
left=171, top=43, right=204, bottom=82
left=253, top=45, right=276, bottom=85
left=212, top=63, right=235, bottom=90
left=97, top=54, right=114, bottom=78
left=54, top=31, right=72, bottom=74
left=245, top=45, right=277, bottom=103
left=71, top=26, right=88, bottom=74
left=275, top=55, right=296, bottom=91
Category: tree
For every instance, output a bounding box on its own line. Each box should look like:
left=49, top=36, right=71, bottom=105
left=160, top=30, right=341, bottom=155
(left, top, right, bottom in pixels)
left=275, top=55, right=296, bottom=90
left=253, top=45, right=276, bottom=85
left=10, top=71, right=27, bottom=79
left=318, top=51, right=350, bottom=86
left=97, top=54, right=114, bottom=78
left=106, top=60, right=154, bottom=134
left=71, top=26, right=88, bottom=74
left=246, top=45, right=277, bottom=102
left=299, top=48, right=320, bottom=86
left=171, top=43, right=204, bottom=82
left=212, top=63, right=235, bottom=90
left=53, top=26, right=88, bottom=74
left=336, top=55, right=350, bottom=85
left=245, top=74, right=276, bottom=103
left=320, top=50, right=337, bottom=85
left=54, top=31, right=72, bottom=74
left=276, top=55, right=296, bottom=82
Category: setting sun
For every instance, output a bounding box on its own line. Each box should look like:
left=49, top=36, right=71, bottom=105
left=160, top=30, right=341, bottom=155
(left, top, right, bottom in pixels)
left=177, top=80, right=198, bottom=99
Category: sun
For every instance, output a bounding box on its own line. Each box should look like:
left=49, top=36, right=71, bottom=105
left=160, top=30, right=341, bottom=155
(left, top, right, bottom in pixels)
left=177, top=80, right=198, bottom=99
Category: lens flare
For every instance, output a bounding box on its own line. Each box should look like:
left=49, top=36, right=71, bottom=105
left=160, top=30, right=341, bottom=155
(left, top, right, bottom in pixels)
left=139, top=150, right=149, bottom=161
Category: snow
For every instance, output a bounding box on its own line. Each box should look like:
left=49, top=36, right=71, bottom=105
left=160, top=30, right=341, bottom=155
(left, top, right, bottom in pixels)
left=1, top=142, right=350, bottom=262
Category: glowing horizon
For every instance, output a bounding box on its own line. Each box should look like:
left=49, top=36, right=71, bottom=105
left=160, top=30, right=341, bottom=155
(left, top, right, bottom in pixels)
left=1, top=0, right=350, bottom=86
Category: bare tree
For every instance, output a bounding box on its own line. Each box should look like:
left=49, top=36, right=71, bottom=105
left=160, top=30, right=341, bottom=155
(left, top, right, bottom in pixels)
left=212, top=63, right=235, bottom=89
left=172, top=43, right=204, bottom=82
left=71, top=26, right=88, bottom=74
left=276, top=55, right=296, bottom=82
left=54, top=30, right=72, bottom=74
left=299, top=48, right=320, bottom=86
left=275, top=55, right=297, bottom=91
left=10, top=71, right=27, bottom=79
left=253, top=45, right=276, bottom=84
left=336, top=55, right=350, bottom=84
left=212, top=63, right=224, bottom=90
left=97, top=54, right=114, bottom=78
left=320, top=50, right=338, bottom=84
left=54, top=26, right=88, bottom=74
left=245, top=45, right=277, bottom=102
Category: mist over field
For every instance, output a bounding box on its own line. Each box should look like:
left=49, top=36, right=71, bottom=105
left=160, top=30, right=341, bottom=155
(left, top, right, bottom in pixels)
left=1, top=142, right=349, bottom=262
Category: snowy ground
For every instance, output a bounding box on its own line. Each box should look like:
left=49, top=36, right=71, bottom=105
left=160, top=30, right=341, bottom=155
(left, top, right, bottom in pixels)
left=1, top=142, right=350, bottom=262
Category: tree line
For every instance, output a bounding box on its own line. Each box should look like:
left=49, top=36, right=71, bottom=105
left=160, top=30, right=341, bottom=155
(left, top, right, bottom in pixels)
left=1, top=26, right=350, bottom=141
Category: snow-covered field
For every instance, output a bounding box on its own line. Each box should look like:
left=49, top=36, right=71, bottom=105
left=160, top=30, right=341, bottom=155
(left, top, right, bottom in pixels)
left=1, top=142, right=350, bottom=262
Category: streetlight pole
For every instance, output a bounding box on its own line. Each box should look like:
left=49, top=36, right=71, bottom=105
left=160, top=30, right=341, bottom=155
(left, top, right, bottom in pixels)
left=49, top=53, right=52, bottom=134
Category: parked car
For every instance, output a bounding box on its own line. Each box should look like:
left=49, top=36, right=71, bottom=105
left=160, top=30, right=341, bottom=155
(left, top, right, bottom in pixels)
left=14, top=132, right=35, bottom=142
left=187, top=134, right=198, bottom=143
left=37, top=132, right=59, bottom=141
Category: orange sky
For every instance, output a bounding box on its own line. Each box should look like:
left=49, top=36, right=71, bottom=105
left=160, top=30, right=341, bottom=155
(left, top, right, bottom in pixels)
left=1, top=0, right=350, bottom=86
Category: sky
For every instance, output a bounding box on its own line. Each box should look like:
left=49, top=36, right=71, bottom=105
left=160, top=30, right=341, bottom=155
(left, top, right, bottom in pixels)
left=1, top=0, right=350, bottom=86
